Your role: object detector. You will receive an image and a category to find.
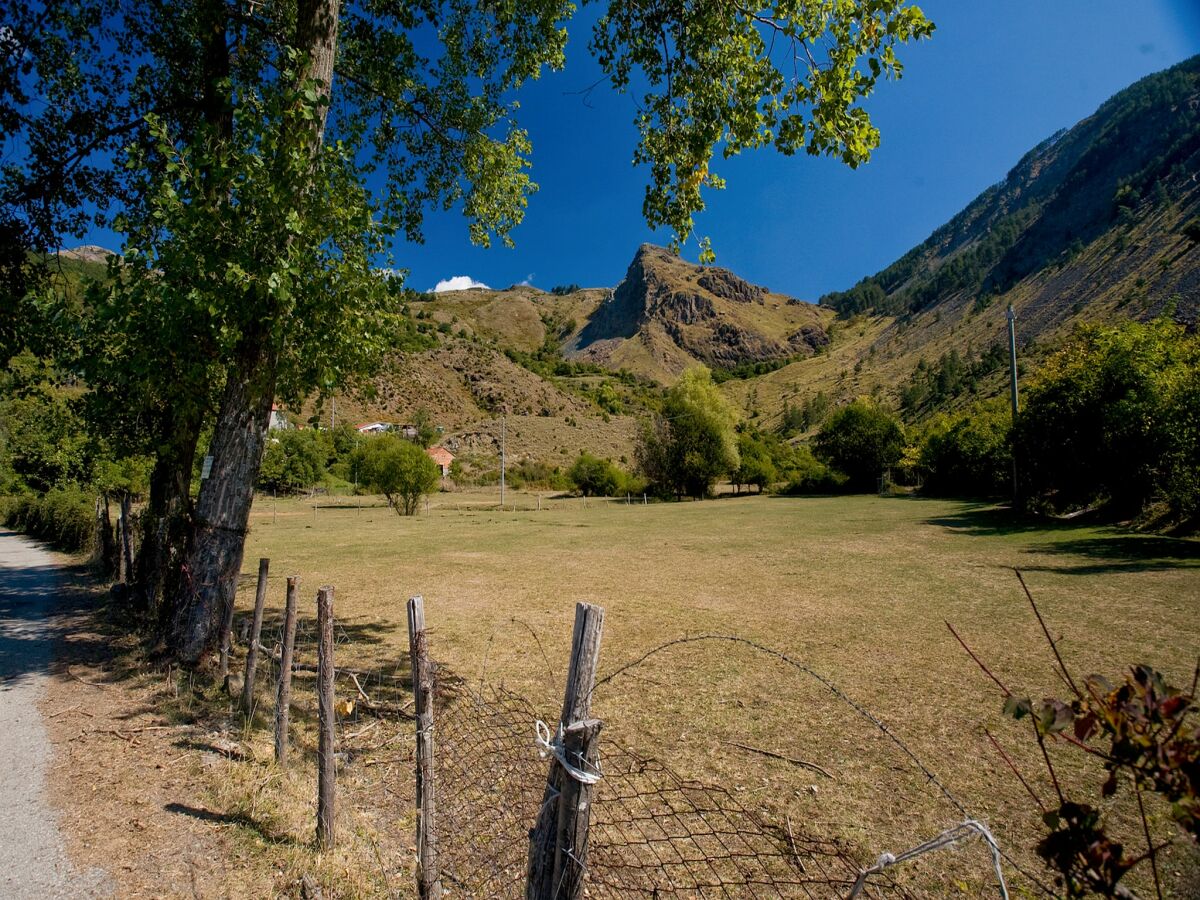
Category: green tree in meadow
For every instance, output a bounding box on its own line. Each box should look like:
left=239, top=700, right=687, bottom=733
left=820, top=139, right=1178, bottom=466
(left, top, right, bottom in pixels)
left=568, top=452, right=623, bottom=498
left=360, top=435, right=440, bottom=517
left=732, top=430, right=778, bottom=494
left=637, top=367, right=739, bottom=499
left=813, top=398, right=905, bottom=492
left=257, top=430, right=327, bottom=493
left=1015, top=319, right=1200, bottom=517
left=918, top=399, right=1011, bottom=497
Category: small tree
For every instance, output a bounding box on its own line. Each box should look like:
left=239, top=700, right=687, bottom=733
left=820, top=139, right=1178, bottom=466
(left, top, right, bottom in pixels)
left=360, top=435, right=439, bottom=516
left=258, top=430, right=327, bottom=493
left=569, top=453, right=623, bottom=497
left=733, top=431, right=778, bottom=494
left=813, top=398, right=904, bottom=492
left=919, top=399, right=1012, bottom=497
left=636, top=367, right=739, bottom=499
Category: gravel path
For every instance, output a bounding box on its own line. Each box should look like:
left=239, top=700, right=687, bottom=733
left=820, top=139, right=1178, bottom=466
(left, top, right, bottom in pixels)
left=0, top=529, right=109, bottom=898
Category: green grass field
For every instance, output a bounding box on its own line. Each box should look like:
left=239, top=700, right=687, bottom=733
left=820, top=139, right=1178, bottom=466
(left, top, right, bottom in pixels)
left=235, top=489, right=1200, bottom=895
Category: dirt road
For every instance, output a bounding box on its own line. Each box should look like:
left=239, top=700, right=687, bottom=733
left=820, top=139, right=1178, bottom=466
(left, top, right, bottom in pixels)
left=0, top=529, right=109, bottom=898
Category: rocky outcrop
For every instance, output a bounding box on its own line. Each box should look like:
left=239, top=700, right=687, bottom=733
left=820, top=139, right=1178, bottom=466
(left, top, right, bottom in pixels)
left=697, top=269, right=766, bottom=304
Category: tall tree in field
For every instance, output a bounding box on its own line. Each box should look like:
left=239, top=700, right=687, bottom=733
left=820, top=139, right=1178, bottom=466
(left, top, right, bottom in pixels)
left=638, top=366, right=740, bottom=499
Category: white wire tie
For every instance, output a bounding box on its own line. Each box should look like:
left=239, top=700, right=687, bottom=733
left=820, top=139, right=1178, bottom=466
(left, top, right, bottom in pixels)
left=536, top=719, right=602, bottom=785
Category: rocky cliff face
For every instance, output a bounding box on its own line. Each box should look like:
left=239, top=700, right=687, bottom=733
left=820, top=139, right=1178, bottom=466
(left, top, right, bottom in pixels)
left=570, top=244, right=828, bottom=377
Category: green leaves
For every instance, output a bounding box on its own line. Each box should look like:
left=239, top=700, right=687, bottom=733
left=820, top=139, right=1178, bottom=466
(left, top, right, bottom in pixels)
left=592, top=1, right=934, bottom=252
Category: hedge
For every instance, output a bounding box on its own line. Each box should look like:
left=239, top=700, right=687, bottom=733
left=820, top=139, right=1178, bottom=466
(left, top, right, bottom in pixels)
left=0, top=487, right=96, bottom=553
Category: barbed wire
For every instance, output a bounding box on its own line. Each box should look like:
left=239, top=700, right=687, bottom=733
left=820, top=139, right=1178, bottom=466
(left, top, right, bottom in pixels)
left=591, top=633, right=1056, bottom=896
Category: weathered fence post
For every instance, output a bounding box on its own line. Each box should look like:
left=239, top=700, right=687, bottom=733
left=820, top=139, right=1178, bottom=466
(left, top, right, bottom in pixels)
left=407, top=596, right=442, bottom=899
left=527, top=602, right=605, bottom=900
left=240, top=558, right=270, bottom=714
left=117, top=492, right=134, bottom=583
left=274, top=575, right=299, bottom=767
left=316, top=585, right=336, bottom=848
left=94, top=496, right=114, bottom=574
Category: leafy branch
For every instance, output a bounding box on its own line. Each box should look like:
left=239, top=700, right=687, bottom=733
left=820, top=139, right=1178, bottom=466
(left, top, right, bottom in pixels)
left=950, top=570, right=1199, bottom=898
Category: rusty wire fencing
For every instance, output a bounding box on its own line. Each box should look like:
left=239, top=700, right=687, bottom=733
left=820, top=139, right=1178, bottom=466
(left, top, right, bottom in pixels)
left=431, top=683, right=909, bottom=898
left=236, top=575, right=1026, bottom=899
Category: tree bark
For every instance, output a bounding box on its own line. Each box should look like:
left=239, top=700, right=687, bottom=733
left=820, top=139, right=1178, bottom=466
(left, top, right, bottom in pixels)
left=170, top=334, right=277, bottom=666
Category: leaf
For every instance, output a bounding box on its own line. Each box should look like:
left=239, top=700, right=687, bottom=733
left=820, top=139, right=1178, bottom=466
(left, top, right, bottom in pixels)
left=1004, top=696, right=1032, bottom=720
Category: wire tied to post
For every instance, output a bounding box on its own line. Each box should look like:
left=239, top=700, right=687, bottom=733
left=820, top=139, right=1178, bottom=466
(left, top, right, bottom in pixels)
left=536, top=720, right=602, bottom=785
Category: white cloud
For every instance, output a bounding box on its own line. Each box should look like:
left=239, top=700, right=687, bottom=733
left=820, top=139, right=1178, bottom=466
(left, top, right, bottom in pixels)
left=432, top=275, right=490, bottom=292
left=518, top=272, right=535, bottom=287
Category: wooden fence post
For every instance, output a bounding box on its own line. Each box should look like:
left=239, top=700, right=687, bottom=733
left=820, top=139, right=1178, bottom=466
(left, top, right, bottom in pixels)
left=274, top=575, right=300, bottom=767
left=316, top=585, right=336, bottom=848
left=526, top=602, right=605, bottom=900
left=118, top=492, right=134, bottom=583
left=240, top=558, right=270, bottom=714
left=407, top=596, right=442, bottom=899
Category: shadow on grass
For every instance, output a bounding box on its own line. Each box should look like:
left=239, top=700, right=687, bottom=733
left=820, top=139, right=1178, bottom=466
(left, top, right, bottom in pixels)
left=925, top=504, right=1200, bottom=575
left=164, top=802, right=299, bottom=846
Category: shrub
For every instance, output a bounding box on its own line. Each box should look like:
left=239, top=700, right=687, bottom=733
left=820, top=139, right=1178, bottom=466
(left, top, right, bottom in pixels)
left=0, top=486, right=96, bottom=552
left=813, top=398, right=905, bottom=492
left=919, top=399, right=1012, bottom=497
left=358, top=434, right=440, bottom=515
left=1014, top=320, right=1200, bottom=517
left=779, top=446, right=847, bottom=494
left=508, top=459, right=570, bottom=491
left=568, top=453, right=624, bottom=497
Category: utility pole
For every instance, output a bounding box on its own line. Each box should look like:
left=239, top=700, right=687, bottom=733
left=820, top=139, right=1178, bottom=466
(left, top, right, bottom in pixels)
left=499, top=410, right=507, bottom=508
left=1007, top=304, right=1020, bottom=508
left=330, top=395, right=336, bottom=430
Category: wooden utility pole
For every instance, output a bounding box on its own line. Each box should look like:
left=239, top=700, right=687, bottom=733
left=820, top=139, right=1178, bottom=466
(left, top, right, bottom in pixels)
left=527, top=603, right=605, bottom=900
left=241, top=558, right=270, bottom=715
left=316, top=585, right=336, bottom=849
left=499, top=412, right=507, bottom=508
left=274, top=575, right=299, bottom=767
left=407, top=596, right=442, bottom=899
left=1007, top=304, right=1020, bottom=507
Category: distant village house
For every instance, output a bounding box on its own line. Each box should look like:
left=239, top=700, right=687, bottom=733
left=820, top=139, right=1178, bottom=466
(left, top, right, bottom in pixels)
left=426, top=446, right=455, bottom=478
left=269, top=404, right=291, bottom=431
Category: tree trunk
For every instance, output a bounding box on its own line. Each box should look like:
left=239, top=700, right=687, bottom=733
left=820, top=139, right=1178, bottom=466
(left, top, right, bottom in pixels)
left=170, top=335, right=277, bottom=666
left=134, top=400, right=205, bottom=631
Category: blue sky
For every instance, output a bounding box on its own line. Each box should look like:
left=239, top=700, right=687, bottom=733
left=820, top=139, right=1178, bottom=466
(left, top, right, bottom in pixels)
left=401, top=2, right=1200, bottom=299
left=75, top=3, right=1200, bottom=300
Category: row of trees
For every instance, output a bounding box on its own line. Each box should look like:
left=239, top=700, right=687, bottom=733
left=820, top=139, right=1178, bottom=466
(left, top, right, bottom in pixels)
left=626, top=318, right=1199, bottom=523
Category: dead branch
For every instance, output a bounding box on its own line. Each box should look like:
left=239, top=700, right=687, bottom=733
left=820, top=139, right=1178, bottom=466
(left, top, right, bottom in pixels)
left=719, top=739, right=832, bottom=779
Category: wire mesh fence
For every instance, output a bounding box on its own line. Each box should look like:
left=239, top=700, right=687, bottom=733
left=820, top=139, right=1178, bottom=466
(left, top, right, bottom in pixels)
left=239, top=588, right=1026, bottom=898
left=429, top=681, right=912, bottom=898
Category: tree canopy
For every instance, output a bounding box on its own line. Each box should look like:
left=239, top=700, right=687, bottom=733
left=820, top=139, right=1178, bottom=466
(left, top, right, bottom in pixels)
left=813, top=398, right=904, bottom=492
left=637, top=366, right=739, bottom=499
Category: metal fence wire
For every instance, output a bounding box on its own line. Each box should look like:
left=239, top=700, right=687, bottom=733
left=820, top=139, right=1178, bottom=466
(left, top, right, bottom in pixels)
left=430, top=684, right=910, bottom=899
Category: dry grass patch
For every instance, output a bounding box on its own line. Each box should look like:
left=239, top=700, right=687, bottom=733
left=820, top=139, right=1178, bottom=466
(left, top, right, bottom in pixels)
left=227, top=491, right=1200, bottom=896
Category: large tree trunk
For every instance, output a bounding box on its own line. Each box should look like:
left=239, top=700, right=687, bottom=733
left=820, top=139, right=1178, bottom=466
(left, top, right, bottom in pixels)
left=167, top=0, right=341, bottom=666
left=133, top=403, right=204, bottom=630
left=170, top=334, right=277, bottom=665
